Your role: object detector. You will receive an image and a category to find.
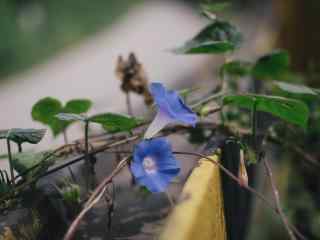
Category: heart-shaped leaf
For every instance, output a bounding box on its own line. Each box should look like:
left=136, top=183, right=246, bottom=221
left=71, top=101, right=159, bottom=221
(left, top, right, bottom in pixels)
left=32, top=97, right=62, bottom=124
left=64, top=99, right=92, bottom=114
left=90, top=113, right=142, bottom=133
left=252, top=50, right=289, bottom=79
left=12, top=151, right=56, bottom=179
left=223, top=94, right=309, bottom=128
left=173, top=20, right=242, bottom=54
left=5, top=128, right=46, bottom=144
left=55, top=113, right=87, bottom=122
left=31, top=97, right=92, bottom=136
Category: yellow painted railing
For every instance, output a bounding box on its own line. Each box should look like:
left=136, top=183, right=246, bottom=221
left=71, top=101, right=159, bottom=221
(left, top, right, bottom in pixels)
left=160, top=154, right=227, bottom=240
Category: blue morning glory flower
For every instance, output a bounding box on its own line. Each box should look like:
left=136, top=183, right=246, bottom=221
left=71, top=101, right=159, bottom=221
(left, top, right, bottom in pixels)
left=144, top=82, right=198, bottom=139
left=130, top=138, right=180, bottom=193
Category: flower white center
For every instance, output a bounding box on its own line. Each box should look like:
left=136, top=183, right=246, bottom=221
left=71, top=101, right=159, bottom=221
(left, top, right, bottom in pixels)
left=143, top=156, right=157, bottom=174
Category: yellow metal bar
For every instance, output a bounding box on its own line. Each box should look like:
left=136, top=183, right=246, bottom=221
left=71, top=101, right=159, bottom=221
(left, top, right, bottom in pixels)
left=160, top=154, right=227, bottom=240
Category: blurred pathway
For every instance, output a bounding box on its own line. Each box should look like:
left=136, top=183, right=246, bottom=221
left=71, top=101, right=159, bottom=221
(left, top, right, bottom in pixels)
left=0, top=1, right=211, bottom=170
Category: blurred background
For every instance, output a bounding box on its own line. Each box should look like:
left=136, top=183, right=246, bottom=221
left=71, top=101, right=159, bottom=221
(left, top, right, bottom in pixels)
left=1, top=0, right=320, bottom=239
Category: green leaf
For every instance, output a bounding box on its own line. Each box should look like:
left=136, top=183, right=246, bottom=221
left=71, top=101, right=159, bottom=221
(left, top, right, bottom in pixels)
left=201, top=2, right=231, bottom=13
left=31, top=97, right=66, bottom=136
left=6, top=128, right=46, bottom=144
left=220, top=60, right=252, bottom=77
left=60, top=183, right=81, bottom=205
left=31, top=97, right=92, bottom=136
left=273, top=81, right=318, bottom=96
left=252, top=50, right=289, bottom=79
left=0, top=181, right=11, bottom=194
left=64, top=99, right=92, bottom=114
left=90, top=113, right=141, bottom=133
left=32, top=97, right=63, bottom=125
left=223, top=94, right=309, bottom=128
left=12, top=151, right=56, bottom=179
left=173, top=20, right=242, bottom=54
left=55, top=113, right=87, bottom=122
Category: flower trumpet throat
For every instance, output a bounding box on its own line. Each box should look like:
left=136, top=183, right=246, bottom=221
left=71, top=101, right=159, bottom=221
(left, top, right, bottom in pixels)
left=144, top=82, right=198, bottom=139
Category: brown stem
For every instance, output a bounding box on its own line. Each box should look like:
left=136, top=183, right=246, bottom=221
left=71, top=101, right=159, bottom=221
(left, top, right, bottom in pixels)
left=63, top=156, right=130, bottom=240
left=126, top=92, right=133, bottom=116
left=263, top=158, right=297, bottom=240
left=6, top=139, right=14, bottom=185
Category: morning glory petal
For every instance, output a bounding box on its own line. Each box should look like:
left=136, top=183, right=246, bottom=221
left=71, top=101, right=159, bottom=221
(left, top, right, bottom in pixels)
left=159, top=168, right=180, bottom=176
left=131, top=138, right=180, bottom=193
left=136, top=173, right=169, bottom=193
left=157, top=157, right=180, bottom=171
left=130, top=161, right=146, bottom=178
left=145, top=82, right=198, bottom=139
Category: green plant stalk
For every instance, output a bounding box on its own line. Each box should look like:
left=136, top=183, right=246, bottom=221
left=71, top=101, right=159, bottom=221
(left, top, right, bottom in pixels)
left=190, top=91, right=225, bottom=109
left=17, top=143, right=22, bottom=153
left=62, top=129, right=77, bottom=182
left=84, top=120, right=90, bottom=190
left=6, top=139, right=15, bottom=185
left=251, top=100, right=257, bottom=151
left=84, top=120, right=94, bottom=190
left=63, top=130, right=69, bottom=144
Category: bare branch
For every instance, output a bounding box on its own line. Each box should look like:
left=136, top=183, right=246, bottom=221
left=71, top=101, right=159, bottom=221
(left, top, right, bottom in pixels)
left=63, top=156, right=130, bottom=240
left=263, top=158, right=297, bottom=240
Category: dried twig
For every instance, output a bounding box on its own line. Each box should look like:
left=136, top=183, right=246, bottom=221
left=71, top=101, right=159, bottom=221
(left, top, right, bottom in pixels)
left=126, top=93, right=133, bottom=116
left=63, top=156, right=130, bottom=240
left=263, top=158, right=297, bottom=240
